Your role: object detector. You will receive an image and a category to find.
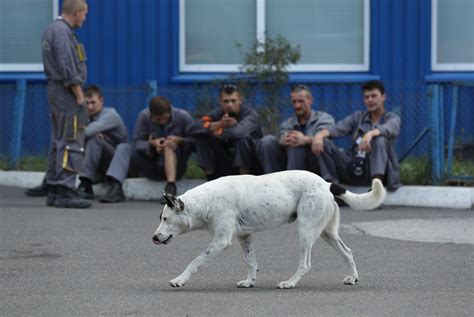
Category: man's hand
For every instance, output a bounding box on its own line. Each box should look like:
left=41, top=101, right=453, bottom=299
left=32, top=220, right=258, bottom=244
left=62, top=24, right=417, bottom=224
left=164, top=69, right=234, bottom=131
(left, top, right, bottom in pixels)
left=220, top=113, right=237, bottom=128
left=311, top=129, right=330, bottom=156
left=359, top=129, right=380, bottom=152
left=165, top=135, right=182, bottom=150
left=282, top=131, right=310, bottom=148
left=150, top=137, right=167, bottom=153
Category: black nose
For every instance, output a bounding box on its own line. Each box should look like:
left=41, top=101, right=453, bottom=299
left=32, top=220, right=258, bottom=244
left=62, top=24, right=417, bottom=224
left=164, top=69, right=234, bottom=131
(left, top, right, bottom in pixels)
left=152, top=235, right=159, bottom=242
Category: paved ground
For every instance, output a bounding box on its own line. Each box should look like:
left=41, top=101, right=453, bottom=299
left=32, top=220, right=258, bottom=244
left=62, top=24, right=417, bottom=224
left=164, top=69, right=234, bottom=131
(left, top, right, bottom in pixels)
left=1, top=186, right=473, bottom=316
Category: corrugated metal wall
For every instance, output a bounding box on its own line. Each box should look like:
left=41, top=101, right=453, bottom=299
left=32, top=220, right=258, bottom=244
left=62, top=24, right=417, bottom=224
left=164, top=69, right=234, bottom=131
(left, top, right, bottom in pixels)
left=77, top=0, right=433, bottom=86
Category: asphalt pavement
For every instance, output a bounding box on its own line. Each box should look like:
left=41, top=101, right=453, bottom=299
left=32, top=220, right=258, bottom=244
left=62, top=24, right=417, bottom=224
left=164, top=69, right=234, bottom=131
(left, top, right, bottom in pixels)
left=1, top=185, right=472, bottom=316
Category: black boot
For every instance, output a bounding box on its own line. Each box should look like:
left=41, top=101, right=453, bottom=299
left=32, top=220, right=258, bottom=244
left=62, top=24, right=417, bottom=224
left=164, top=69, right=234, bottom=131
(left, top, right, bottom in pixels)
left=26, top=180, right=50, bottom=197
left=46, top=185, right=57, bottom=206
left=159, top=182, right=177, bottom=204
left=54, top=185, right=92, bottom=209
left=99, top=179, right=125, bottom=203
left=77, top=177, right=94, bottom=200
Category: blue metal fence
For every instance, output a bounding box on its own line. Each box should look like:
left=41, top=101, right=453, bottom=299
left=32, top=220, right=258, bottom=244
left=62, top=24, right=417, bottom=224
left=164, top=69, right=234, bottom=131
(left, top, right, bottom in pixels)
left=1, top=80, right=473, bottom=183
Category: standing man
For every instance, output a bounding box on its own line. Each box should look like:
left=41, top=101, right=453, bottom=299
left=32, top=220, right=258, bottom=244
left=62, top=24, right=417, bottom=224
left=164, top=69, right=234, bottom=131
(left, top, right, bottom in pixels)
left=312, top=80, right=401, bottom=191
left=76, top=85, right=128, bottom=201
left=257, top=84, right=334, bottom=174
left=41, top=0, right=91, bottom=208
left=187, top=84, right=263, bottom=180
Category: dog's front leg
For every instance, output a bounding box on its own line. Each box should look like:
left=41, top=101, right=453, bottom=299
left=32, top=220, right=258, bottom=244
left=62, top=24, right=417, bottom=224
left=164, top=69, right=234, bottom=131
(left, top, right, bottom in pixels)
left=169, top=231, right=233, bottom=288
left=236, top=234, right=258, bottom=288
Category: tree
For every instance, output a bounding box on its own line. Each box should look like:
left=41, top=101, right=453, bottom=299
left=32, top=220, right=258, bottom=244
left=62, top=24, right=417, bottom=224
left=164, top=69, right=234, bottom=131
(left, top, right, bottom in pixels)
left=235, top=34, right=301, bottom=134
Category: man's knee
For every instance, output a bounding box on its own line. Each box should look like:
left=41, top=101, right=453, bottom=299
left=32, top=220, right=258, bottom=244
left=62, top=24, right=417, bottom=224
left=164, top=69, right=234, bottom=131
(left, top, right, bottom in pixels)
left=371, top=136, right=389, bottom=150
left=85, top=137, right=103, bottom=151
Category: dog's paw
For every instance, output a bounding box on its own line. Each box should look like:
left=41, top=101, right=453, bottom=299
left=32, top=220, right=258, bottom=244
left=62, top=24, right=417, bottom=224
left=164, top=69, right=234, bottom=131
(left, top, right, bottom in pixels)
left=277, top=281, right=296, bottom=289
left=236, top=280, right=255, bottom=288
left=169, top=277, right=186, bottom=288
left=343, top=276, right=358, bottom=285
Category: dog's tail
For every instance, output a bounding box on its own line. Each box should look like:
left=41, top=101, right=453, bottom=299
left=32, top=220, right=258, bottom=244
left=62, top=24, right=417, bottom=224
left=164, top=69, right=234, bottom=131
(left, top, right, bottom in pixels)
left=330, top=179, right=386, bottom=211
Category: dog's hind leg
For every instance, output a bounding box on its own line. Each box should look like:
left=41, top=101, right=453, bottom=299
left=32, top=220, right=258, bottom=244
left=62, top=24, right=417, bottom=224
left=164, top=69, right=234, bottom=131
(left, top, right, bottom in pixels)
left=321, top=226, right=359, bottom=285
left=236, top=234, right=258, bottom=288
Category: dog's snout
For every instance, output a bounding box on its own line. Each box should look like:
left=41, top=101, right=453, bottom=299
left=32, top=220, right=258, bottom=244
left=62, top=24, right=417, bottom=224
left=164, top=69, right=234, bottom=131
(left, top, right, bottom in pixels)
left=152, top=234, right=160, bottom=243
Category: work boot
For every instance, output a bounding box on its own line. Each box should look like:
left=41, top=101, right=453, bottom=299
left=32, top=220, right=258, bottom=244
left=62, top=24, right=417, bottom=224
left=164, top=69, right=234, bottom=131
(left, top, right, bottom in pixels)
left=54, top=185, right=92, bottom=209
left=46, top=185, right=58, bottom=206
left=159, top=182, right=177, bottom=204
left=25, top=181, right=49, bottom=197
left=99, top=179, right=125, bottom=203
left=77, top=178, right=94, bottom=200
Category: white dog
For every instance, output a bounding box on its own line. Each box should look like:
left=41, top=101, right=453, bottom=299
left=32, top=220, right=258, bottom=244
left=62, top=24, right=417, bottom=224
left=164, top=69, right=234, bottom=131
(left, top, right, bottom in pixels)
left=152, top=170, right=385, bottom=289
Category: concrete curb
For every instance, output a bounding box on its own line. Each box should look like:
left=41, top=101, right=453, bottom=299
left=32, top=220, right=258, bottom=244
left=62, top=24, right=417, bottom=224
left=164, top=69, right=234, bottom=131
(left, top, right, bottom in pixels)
left=0, top=171, right=472, bottom=210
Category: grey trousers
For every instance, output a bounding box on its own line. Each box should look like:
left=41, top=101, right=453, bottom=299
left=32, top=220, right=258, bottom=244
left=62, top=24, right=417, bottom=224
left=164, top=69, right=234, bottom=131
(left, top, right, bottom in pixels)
left=317, top=137, right=389, bottom=185
left=257, top=135, right=320, bottom=174
left=80, top=139, right=131, bottom=184
left=194, top=135, right=261, bottom=177
left=46, top=82, right=88, bottom=189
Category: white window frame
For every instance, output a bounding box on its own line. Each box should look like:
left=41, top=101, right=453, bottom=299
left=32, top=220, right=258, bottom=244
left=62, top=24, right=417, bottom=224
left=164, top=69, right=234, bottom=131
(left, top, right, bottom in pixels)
left=179, top=0, right=370, bottom=73
left=0, top=0, right=59, bottom=72
left=432, top=0, right=474, bottom=71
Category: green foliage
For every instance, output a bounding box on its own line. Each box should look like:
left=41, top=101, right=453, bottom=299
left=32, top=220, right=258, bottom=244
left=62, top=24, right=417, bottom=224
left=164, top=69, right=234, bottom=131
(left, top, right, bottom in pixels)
left=0, top=156, right=48, bottom=171
left=234, top=34, right=301, bottom=134
left=400, top=156, right=431, bottom=185
left=184, top=157, right=205, bottom=179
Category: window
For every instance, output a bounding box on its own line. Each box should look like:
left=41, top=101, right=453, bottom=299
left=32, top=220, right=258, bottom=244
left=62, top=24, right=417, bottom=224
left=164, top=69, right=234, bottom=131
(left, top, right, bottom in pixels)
left=0, top=0, right=58, bottom=72
left=180, top=0, right=369, bottom=72
left=432, top=0, right=474, bottom=71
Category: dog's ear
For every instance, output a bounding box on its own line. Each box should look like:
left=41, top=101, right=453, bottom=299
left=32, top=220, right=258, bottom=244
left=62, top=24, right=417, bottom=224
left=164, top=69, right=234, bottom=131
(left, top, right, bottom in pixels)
left=161, top=190, right=185, bottom=213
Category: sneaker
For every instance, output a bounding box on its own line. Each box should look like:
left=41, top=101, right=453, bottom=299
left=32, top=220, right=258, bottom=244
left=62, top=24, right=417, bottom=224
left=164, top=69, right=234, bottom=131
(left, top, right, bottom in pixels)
left=159, top=182, right=177, bottom=204
left=99, top=181, right=125, bottom=203
left=77, top=182, right=94, bottom=200
left=54, top=186, right=92, bottom=209
left=46, top=185, right=58, bottom=206
left=26, top=181, right=50, bottom=197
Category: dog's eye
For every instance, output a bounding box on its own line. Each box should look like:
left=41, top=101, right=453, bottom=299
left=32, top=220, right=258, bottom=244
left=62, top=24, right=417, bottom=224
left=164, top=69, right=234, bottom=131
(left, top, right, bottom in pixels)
left=162, top=217, right=167, bottom=222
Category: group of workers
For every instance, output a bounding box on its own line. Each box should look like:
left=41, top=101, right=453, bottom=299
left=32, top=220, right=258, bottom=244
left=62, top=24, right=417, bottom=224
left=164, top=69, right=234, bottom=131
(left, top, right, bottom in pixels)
left=26, top=0, right=401, bottom=209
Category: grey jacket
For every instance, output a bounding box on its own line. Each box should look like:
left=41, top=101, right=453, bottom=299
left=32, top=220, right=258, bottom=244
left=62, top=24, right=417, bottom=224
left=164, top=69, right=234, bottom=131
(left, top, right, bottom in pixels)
left=133, top=107, right=194, bottom=157
left=328, top=110, right=401, bottom=190
left=42, top=17, right=87, bottom=86
left=85, top=107, right=128, bottom=146
left=278, top=110, right=335, bottom=142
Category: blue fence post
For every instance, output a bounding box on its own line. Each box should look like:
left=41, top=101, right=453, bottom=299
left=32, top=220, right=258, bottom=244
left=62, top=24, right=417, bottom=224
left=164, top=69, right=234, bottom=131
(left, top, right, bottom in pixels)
left=429, top=84, right=443, bottom=184
left=147, top=80, right=158, bottom=104
left=446, top=84, right=458, bottom=178
left=9, top=79, right=27, bottom=169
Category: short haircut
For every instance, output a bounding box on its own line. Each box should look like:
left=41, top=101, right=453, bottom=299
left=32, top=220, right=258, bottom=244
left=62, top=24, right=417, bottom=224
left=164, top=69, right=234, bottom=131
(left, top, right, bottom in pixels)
left=149, top=96, right=171, bottom=116
left=362, top=80, right=385, bottom=95
left=219, top=84, right=240, bottom=97
left=291, top=84, right=313, bottom=98
left=84, top=85, right=102, bottom=98
left=62, top=0, right=87, bottom=14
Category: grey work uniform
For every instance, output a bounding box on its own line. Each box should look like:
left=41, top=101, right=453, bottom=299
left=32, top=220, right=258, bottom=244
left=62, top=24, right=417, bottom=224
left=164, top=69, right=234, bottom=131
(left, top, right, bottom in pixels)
left=80, top=107, right=128, bottom=183
left=42, top=17, right=88, bottom=189
left=130, top=107, right=195, bottom=180
left=187, top=106, right=263, bottom=177
left=257, top=110, right=334, bottom=173
left=318, top=111, right=401, bottom=191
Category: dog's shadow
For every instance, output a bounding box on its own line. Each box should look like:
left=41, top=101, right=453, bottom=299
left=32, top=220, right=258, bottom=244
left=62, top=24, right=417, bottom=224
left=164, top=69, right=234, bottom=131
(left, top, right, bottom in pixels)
left=148, top=282, right=369, bottom=294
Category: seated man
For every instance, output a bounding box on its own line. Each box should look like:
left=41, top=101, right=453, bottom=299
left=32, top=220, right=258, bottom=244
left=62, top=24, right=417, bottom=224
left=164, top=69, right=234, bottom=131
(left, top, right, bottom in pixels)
left=77, top=85, right=128, bottom=200
left=312, top=80, right=401, bottom=191
left=187, top=84, right=263, bottom=180
left=257, top=84, right=334, bottom=174
left=100, top=95, right=195, bottom=202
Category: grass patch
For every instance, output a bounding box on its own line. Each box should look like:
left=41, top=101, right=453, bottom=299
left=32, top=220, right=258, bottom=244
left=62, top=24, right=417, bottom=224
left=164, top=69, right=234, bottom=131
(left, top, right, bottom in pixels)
left=400, top=156, right=431, bottom=185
